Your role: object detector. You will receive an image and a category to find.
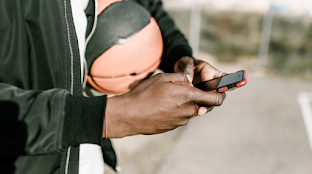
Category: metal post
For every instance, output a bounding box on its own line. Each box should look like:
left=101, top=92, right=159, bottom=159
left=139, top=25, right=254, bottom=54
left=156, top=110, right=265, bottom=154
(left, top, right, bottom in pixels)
left=257, top=2, right=274, bottom=68
left=188, top=1, right=202, bottom=57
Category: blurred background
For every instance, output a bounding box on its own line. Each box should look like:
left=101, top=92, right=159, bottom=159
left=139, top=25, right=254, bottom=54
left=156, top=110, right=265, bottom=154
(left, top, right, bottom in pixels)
left=106, top=0, right=312, bottom=173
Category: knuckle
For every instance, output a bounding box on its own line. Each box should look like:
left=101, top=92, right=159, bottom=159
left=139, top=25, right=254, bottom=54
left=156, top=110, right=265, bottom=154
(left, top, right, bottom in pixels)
left=177, top=72, right=188, bottom=80
left=175, top=72, right=184, bottom=78
left=184, top=90, right=195, bottom=102
left=215, top=95, right=224, bottom=106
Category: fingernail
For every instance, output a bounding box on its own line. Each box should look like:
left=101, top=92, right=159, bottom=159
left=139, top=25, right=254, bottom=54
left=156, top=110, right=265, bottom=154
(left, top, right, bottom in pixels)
left=186, top=75, right=193, bottom=86
left=198, top=107, right=208, bottom=116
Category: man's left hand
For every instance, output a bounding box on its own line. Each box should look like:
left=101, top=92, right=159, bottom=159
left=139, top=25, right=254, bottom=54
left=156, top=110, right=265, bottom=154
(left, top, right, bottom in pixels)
left=174, top=56, right=227, bottom=116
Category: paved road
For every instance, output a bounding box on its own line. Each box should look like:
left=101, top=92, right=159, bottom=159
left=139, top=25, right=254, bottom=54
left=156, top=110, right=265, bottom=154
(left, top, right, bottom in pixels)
left=106, top=72, right=312, bottom=174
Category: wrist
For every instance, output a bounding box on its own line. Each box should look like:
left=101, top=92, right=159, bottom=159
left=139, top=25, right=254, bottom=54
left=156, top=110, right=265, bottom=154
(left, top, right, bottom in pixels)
left=105, top=95, right=134, bottom=138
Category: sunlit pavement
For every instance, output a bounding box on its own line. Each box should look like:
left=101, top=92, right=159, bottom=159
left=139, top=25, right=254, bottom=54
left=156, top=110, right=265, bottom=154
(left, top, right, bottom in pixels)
left=154, top=75, right=312, bottom=174
left=105, top=57, right=312, bottom=174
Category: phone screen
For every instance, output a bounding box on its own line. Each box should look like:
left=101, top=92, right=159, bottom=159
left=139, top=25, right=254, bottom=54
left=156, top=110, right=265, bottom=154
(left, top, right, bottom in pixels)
left=194, top=71, right=244, bottom=91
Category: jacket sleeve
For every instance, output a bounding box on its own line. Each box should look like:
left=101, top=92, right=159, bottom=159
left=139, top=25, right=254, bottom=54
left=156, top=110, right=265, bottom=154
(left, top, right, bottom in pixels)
left=0, top=83, right=106, bottom=156
left=134, top=0, right=193, bottom=73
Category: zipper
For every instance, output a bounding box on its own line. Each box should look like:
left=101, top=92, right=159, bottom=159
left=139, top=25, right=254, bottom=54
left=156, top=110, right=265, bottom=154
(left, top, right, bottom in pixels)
left=63, top=0, right=98, bottom=172
left=64, top=0, right=74, bottom=95
left=82, top=0, right=98, bottom=97
left=63, top=0, right=74, bottom=173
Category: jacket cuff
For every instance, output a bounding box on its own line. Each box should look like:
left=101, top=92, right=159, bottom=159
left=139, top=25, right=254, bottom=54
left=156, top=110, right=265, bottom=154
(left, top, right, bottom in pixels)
left=160, top=46, right=193, bottom=73
left=62, top=95, right=106, bottom=147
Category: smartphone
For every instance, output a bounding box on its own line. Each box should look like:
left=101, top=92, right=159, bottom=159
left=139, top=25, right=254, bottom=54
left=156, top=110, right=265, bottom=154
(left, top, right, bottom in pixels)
left=194, top=70, right=248, bottom=92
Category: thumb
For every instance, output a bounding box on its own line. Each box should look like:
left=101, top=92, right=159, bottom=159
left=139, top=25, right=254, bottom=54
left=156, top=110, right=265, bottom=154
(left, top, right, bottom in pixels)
left=183, top=63, right=194, bottom=84
left=174, top=57, right=194, bottom=84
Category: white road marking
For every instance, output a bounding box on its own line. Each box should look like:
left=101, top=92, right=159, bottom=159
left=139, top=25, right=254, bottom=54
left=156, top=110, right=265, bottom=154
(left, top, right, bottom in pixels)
left=298, top=92, right=312, bottom=151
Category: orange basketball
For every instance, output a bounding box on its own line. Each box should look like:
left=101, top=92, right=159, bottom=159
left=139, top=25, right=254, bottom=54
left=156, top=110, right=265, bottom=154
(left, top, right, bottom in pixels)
left=85, top=0, right=163, bottom=94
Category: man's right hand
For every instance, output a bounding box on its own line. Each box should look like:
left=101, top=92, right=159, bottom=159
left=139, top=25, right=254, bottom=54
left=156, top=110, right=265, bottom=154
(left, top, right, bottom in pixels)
left=104, top=72, right=226, bottom=138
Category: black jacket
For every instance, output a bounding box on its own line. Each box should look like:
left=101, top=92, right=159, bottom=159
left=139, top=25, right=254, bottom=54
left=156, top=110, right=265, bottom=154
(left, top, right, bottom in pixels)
left=0, top=0, right=192, bottom=173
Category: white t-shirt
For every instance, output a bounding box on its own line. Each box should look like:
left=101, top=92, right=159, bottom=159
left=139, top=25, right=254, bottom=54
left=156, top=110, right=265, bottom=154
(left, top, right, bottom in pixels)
left=70, top=0, right=105, bottom=174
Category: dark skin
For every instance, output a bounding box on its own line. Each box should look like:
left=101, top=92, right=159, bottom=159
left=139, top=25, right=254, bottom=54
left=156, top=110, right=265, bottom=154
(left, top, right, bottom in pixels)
left=105, top=56, right=226, bottom=138
left=174, top=56, right=228, bottom=115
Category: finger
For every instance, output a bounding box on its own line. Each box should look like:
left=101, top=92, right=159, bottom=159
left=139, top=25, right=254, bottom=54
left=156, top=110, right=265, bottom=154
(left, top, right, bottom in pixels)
left=221, top=72, right=228, bottom=77
left=160, top=72, right=192, bottom=86
left=214, top=71, right=229, bottom=79
left=185, top=74, right=193, bottom=85
left=192, top=59, right=223, bottom=83
left=182, top=62, right=194, bottom=84
left=188, top=88, right=226, bottom=106
left=174, top=57, right=194, bottom=83
left=197, top=106, right=214, bottom=116
left=197, top=107, right=208, bottom=116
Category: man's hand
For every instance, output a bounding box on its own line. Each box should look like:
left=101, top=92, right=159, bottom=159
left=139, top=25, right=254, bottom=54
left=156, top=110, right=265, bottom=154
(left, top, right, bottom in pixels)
left=105, top=73, right=226, bottom=138
left=174, top=56, right=227, bottom=115
left=174, top=56, right=227, bottom=84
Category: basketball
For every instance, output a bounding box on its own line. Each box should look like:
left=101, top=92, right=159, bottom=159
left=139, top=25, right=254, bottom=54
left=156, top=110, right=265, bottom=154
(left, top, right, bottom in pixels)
left=85, top=0, right=163, bottom=94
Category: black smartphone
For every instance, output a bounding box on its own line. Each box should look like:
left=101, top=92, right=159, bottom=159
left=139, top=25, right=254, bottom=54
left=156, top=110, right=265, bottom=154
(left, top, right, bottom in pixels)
left=194, top=70, right=248, bottom=92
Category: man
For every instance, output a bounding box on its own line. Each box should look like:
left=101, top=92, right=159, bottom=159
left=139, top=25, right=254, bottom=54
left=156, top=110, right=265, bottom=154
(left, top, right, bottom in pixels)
left=0, top=0, right=225, bottom=173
